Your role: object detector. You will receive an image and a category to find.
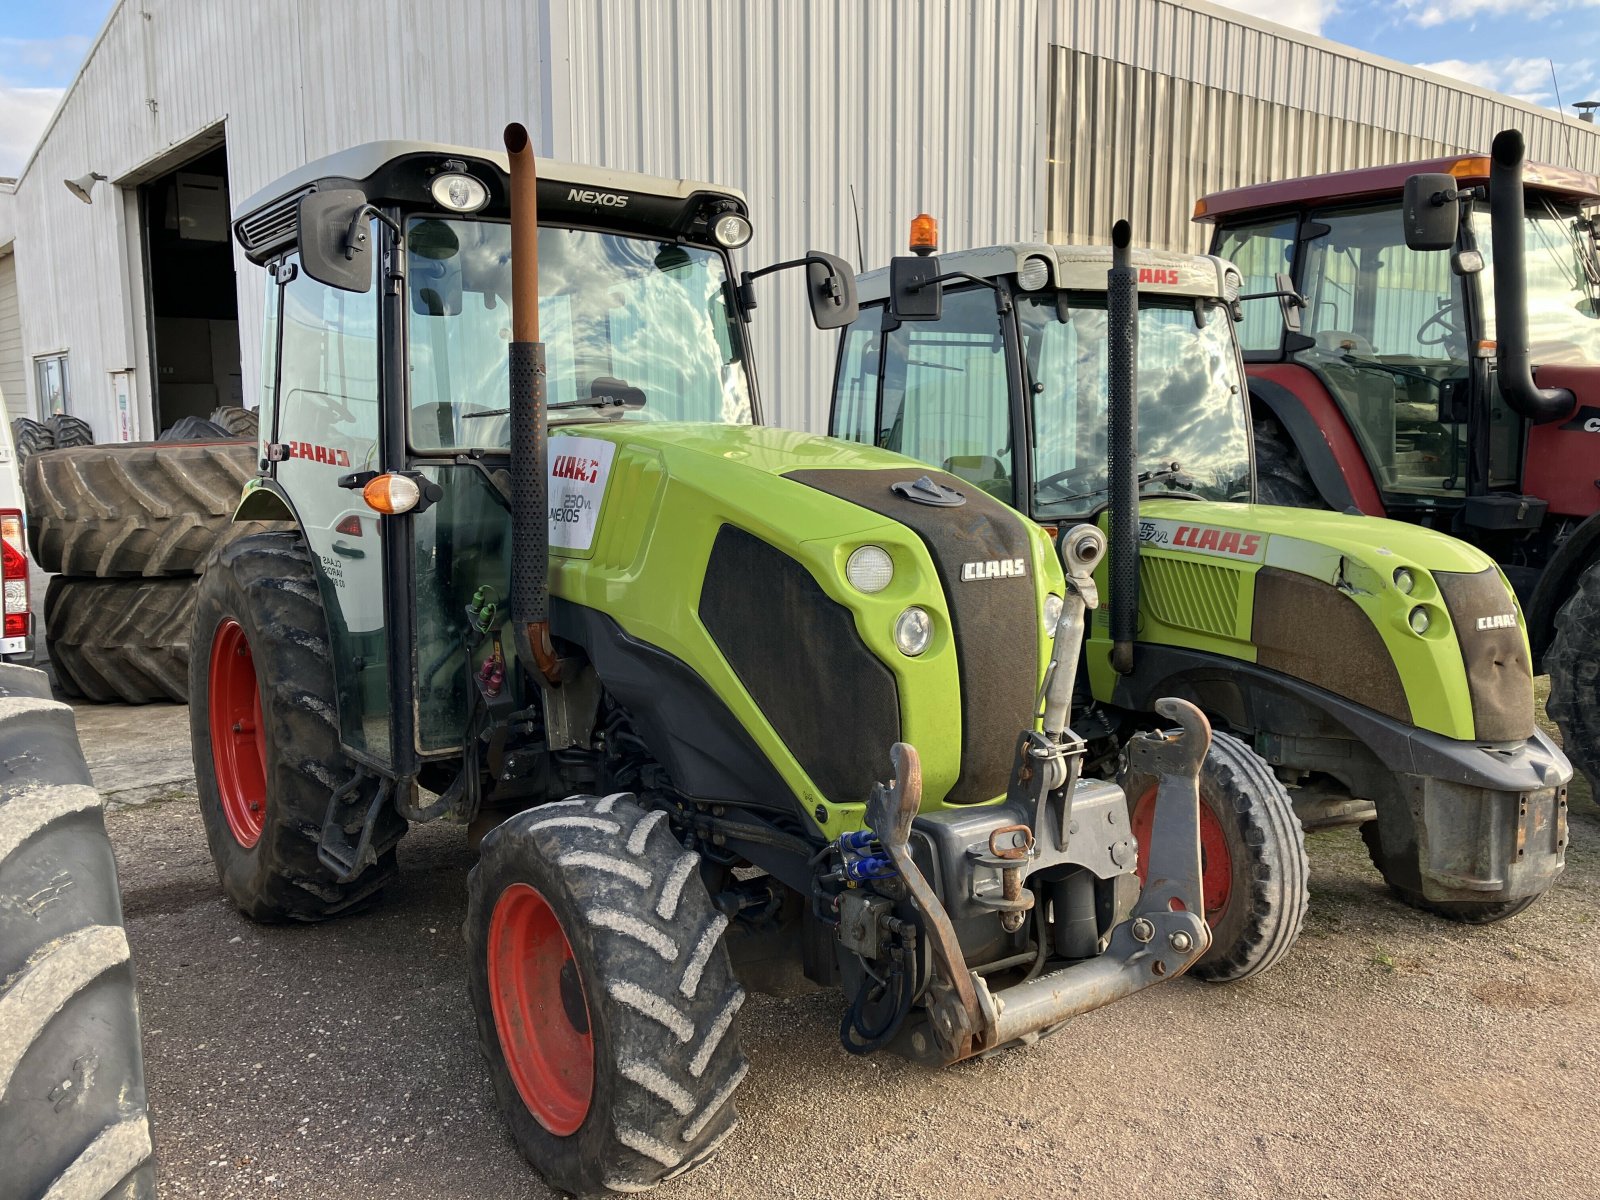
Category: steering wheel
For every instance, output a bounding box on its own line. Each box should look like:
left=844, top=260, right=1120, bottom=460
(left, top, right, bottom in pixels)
left=1035, top=465, right=1098, bottom=496
left=1416, top=302, right=1463, bottom=348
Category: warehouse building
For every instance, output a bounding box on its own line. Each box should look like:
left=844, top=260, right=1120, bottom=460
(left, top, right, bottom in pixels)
left=5, top=0, right=1597, bottom=439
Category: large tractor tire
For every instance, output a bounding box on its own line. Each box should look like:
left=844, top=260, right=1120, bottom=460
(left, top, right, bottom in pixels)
left=0, top=664, right=155, bottom=1199
left=208, top=405, right=260, bottom=439
left=467, top=794, right=747, bottom=1197
left=1252, top=416, right=1325, bottom=509
left=22, top=441, right=257, bottom=578
left=12, top=417, right=54, bottom=458
left=1127, top=729, right=1309, bottom=982
left=45, top=577, right=195, bottom=704
left=1545, top=561, right=1600, bottom=801
left=47, top=414, right=94, bottom=450
left=157, top=416, right=233, bottom=443
left=1359, top=821, right=1539, bottom=923
left=190, top=531, right=404, bottom=922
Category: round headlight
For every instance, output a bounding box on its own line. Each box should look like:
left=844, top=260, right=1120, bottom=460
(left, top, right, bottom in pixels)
left=1017, top=254, right=1052, bottom=292
left=1409, top=606, right=1431, bottom=635
left=712, top=212, right=753, bottom=249
left=846, top=545, right=894, bottom=594
left=1043, top=593, right=1064, bottom=635
left=430, top=172, right=489, bottom=213
left=1393, top=567, right=1415, bottom=595
left=894, top=607, right=933, bottom=656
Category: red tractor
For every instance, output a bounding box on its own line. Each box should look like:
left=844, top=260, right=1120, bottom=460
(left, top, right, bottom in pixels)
left=1197, top=130, right=1600, bottom=792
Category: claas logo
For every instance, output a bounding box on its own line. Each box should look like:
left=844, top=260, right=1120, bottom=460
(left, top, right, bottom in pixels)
left=1172, top=524, right=1260, bottom=557
left=1137, top=267, right=1182, bottom=286
left=552, top=454, right=602, bottom=483
left=289, top=441, right=352, bottom=467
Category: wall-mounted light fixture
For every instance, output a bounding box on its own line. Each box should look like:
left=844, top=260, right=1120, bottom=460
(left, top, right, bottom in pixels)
left=64, top=172, right=108, bottom=204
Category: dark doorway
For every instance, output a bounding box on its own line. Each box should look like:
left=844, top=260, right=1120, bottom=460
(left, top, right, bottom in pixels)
left=138, top=143, right=241, bottom=433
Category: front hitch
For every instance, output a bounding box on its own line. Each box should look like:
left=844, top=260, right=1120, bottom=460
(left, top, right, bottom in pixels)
left=868, top=698, right=1214, bottom=1064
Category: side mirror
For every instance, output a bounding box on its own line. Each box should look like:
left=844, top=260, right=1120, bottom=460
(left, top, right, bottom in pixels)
left=805, top=251, right=859, bottom=330
left=298, top=189, right=373, bottom=292
left=1275, top=272, right=1303, bottom=334
left=888, top=254, right=942, bottom=322
left=1402, top=173, right=1460, bottom=252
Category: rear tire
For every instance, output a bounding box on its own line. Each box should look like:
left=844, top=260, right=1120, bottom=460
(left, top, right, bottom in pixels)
left=0, top=664, right=155, bottom=1199
left=11, top=417, right=53, bottom=457
left=1358, top=821, right=1540, bottom=923
left=22, top=441, right=260, bottom=578
left=208, top=406, right=260, bottom=439
left=47, top=414, right=94, bottom=449
left=1545, top=561, right=1600, bottom=801
left=190, top=530, right=404, bottom=922
left=158, top=415, right=233, bottom=442
left=1127, top=730, right=1309, bottom=982
left=1252, top=416, right=1325, bottom=509
left=45, top=577, right=195, bottom=704
left=467, top=794, right=747, bottom=1197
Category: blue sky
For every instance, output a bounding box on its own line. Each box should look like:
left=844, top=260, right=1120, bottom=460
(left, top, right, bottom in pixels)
left=0, top=0, right=1596, bottom=175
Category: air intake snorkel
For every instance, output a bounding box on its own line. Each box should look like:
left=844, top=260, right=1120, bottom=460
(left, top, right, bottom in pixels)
left=1107, top=220, right=1140, bottom=675
left=503, top=122, right=558, bottom=681
left=1489, top=129, right=1574, bottom=423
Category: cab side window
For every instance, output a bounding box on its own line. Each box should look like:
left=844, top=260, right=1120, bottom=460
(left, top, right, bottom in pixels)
left=831, top=306, right=883, bottom=445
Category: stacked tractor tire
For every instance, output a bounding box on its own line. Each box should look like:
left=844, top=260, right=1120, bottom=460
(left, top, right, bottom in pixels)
left=16, top=407, right=264, bottom=704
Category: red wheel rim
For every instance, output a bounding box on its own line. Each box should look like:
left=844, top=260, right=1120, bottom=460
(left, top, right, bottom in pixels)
left=487, top=882, right=595, bottom=1135
left=209, top=619, right=268, bottom=849
left=1131, top=784, right=1233, bottom=918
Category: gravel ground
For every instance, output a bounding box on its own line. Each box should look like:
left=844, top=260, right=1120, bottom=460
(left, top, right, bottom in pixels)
left=89, top=701, right=1598, bottom=1199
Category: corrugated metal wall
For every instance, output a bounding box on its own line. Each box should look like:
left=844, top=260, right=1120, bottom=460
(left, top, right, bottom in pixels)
left=0, top=254, right=24, bottom=419
left=11, top=0, right=1598, bottom=439
left=1044, top=2, right=1600, bottom=253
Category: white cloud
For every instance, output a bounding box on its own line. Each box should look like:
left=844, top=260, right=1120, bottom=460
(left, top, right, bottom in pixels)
left=0, top=35, right=91, bottom=80
left=0, top=85, right=63, bottom=177
left=1414, top=55, right=1595, bottom=107
left=1206, top=0, right=1340, bottom=35
left=1399, top=0, right=1600, bottom=27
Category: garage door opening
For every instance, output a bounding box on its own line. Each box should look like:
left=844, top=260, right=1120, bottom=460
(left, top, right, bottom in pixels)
left=138, top=142, right=241, bottom=434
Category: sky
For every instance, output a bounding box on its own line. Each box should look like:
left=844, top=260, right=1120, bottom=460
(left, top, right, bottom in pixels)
left=0, top=0, right=1596, bottom=176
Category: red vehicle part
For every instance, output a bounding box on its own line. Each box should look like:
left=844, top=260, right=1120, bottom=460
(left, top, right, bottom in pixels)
left=0, top=510, right=28, bottom=642
left=1523, top=365, right=1600, bottom=519
left=1247, top=365, right=1386, bottom=515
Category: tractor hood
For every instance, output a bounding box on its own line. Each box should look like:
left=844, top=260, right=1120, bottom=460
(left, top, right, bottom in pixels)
left=1087, top=499, right=1531, bottom=744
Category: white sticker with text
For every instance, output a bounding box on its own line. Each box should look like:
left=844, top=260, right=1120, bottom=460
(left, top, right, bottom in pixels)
left=548, top=437, right=616, bottom=551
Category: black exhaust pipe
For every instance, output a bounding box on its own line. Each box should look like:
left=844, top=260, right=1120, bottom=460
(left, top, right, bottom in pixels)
left=1107, top=219, right=1139, bottom=676
left=504, top=123, right=554, bottom=679
left=1489, top=129, right=1574, bottom=424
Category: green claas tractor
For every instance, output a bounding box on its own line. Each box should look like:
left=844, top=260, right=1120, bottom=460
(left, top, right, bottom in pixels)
left=193, top=128, right=1293, bottom=1195
left=828, top=218, right=1571, bottom=927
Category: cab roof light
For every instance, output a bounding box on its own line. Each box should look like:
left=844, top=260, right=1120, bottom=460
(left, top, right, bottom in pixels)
left=1448, top=156, right=1491, bottom=180
left=909, top=213, right=939, bottom=256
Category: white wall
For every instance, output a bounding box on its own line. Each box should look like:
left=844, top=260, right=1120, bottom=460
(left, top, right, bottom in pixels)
left=11, top=0, right=1598, bottom=440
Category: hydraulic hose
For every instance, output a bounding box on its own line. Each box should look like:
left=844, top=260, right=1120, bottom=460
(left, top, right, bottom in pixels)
left=1488, top=129, right=1574, bottom=423
left=1107, top=219, right=1140, bottom=674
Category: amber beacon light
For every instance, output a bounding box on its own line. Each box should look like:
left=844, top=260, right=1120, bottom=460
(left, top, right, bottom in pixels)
left=909, top=213, right=938, bottom=256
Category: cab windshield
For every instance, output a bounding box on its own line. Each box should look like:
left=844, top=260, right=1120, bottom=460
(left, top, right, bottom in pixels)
left=1017, top=295, right=1252, bottom=520
left=1479, top=199, right=1600, bottom=365
left=406, top=217, right=752, bottom=451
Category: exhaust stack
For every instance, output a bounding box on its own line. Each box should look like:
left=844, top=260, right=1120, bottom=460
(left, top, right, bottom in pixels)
left=1107, top=220, right=1139, bottom=676
left=503, top=122, right=554, bottom=678
left=1489, top=129, right=1573, bottom=424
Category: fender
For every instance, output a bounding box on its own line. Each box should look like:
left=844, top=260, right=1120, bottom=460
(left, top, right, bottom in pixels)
left=1526, top=508, right=1600, bottom=665
left=234, top=476, right=300, bottom=524
left=1247, top=366, right=1384, bottom=515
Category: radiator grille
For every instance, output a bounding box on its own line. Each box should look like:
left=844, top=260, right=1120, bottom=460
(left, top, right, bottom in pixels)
left=1141, top=557, right=1242, bottom=640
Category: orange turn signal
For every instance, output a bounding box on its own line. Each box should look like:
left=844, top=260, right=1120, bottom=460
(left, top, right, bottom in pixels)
left=909, top=213, right=938, bottom=255
left=362, top=473, right=421, bottom=514
left=1447, top=156, right=1491, bottom=180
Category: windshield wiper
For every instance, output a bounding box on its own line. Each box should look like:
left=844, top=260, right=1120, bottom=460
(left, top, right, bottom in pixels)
left=1051, top=463, right=1199, bottom=504
left=1335, top=353, right=1445, bottom=390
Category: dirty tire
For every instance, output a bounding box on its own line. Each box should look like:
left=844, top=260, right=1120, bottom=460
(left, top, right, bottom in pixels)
left=208, top=406, right=260, bottom=439
left=46, top=414, right=94, bottom=450
left=0, top=664, right=156, bottom=1199
left=468, top=794, right=747, bottom=1197
left=190, top=530, right=404, bottom=922
left=1127, top=729, right=1309, bottom=982
left=1252, top=416, right=1325, bottom=509
left=45, top=577, right=195, bottom=704
left=1545, top=560, right=1600, bottom=801
left=158, top=415, right=233, bottom=443
left=1358, top=821, right=1539, bottom=923
left=23, top=440, right=258, bottom=577
left=12, top=418, right=54, bottom=457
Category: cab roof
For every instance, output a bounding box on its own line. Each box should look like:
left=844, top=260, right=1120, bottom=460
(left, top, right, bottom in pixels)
left=233, top=139, right=747, bottom=265
left=1194, top=153, right=1600, bottom=224
left=855, top=243, right=1236, bottom=302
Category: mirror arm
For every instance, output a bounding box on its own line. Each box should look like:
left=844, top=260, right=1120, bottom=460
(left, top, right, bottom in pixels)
left=912, top=270, right=1012, bottom=313
left=1238, top=288, right=1305, bottom=307
left=343, top=204, right=402, bottom=261
left=737, top=254, right=819, bottom=314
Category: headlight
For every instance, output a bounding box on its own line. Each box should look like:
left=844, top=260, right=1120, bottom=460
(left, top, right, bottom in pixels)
left=1393, top=567, right=1415, bottom=595
left=712, top=212, right=753, bottom=248
left=1408, top=606, right=1431, bottom=635
left=1017, top=254, right=1051, bottom=291
left=846, top=545, right=894, bottom=594
left=894, top=607, right=932, bottom=656
left=430, top=172, right=489, bottom=213
left=1223, top=268, right=1243, bottom=303
left=1043, top=593, right=1064, bottom=636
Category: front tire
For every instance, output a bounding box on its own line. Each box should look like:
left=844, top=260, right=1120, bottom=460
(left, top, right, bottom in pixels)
left=1252, top=416, right=1325, bottom=509
left=467, top=794, right=747, bottom=1197
left=1127, top=730, right=1309, bottom=982
left=1545, top=561, right=1600, bottom=801
left=190, top=530, right=404, bottom=922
